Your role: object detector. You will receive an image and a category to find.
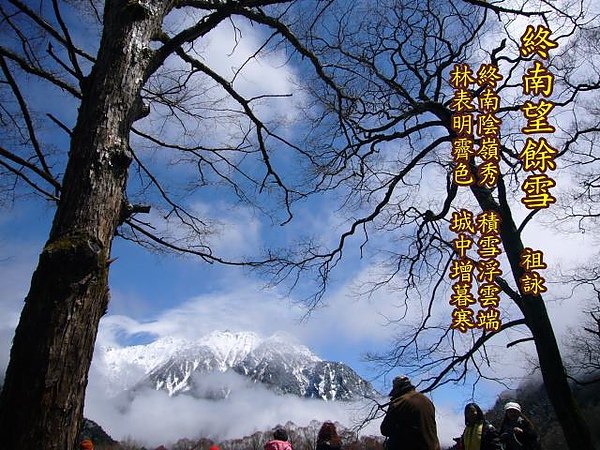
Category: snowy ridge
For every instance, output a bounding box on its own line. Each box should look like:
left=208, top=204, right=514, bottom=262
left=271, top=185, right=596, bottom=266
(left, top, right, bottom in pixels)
left=99, top=336, right=189, bottom=394
left=99, top=330, right=379, bottom=401
left=103, top=336, right=187, bottom=373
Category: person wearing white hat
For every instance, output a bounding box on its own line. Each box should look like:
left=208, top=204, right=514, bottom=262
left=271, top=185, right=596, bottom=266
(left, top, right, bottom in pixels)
left=499, top=402, right=540, bottom=450
left=504, top=402, right=521, bottom=413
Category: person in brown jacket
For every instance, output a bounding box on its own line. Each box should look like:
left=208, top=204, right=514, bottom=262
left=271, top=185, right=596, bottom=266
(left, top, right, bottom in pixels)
left=380, top=376, right=440, bottom=450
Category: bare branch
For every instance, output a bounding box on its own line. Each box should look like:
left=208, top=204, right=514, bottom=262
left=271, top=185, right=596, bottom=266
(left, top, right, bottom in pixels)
left=0, top=46, right=81, bottom=98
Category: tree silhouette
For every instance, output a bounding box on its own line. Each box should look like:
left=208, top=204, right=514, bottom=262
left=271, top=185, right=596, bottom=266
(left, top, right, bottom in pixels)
left=265, top=1, right=600, bottom=449
left=0, top=0, right=333, bottom=448
left=1, top=1, right=599, bottom=449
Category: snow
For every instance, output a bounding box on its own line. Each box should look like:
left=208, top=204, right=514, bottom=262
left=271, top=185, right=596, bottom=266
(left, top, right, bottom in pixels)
left=98, top=331, right=317, bottom=385
left=94, top=330, right=377, bottom=400
left=199, top=330, right=261, bottom=370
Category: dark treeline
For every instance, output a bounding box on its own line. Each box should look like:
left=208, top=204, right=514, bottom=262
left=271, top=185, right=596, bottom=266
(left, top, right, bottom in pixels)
left=85, top=420, right=384, bottom=450
left=81, top=371, right=600, bottom=450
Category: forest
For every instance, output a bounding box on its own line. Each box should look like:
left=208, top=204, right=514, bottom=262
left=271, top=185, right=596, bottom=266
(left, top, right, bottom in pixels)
left=0, top=0, right=599, bottom=449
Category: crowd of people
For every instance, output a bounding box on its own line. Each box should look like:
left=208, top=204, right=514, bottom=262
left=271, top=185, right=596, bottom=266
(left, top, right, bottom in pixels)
left=380, top=376, right=541, bottom=450
left=447, top=401, right=540, bottom=450
left=77, top=421, right=345, bottom=450
left=263, top=422, right=343, bottom=450
left=78, top=375, right=540, bottom=450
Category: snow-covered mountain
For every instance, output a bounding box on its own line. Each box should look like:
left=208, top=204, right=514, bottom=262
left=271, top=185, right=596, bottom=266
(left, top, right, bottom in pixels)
left=100, top=331, right=379, bottom=401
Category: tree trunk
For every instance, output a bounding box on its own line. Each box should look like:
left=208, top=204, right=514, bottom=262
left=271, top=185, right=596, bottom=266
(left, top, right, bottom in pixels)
left=0, top=2, right=167, bottom=448
left=471, top=183, right=595, bottom=450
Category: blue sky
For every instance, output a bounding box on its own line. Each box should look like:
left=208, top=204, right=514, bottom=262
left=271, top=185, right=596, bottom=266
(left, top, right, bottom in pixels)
left=1, top=0, right=600, bottom=446
left=2, top=151, right=595, bottom=446
left=2, top=167, right=595, bottom=448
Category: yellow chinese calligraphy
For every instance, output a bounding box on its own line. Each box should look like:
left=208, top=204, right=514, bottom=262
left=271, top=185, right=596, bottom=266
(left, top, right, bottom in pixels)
left=450, top=89, right=476, bottom=112
left=449, top=258, right=476, bottom=283
left=452, top=233, right=474, bottom=258
left=522, top=61, right=555, bottom=97
left=476, top=307, right=501, bottom=332
left=450, top=282, right=478, bottom=308
left=477, top=113, right=502, bottom=137
left=477, top=161, right=500, bottom=188
left=478, top=88, right=501, bottom=114
left=519, top=271, right=547, bottom=295
left=475, top=210, right=501, bottom=235
left=453, top=162, right=475, bottom=186
left=449, top=64, right=476, bottom=89
left=477, top=259, right=502, bottom=283
left=451, top=308, right=476, bottom=333
left=521, top=174, right=556, bottom=209
left=476, top=64, right=503, bottom=88
left=449, top=209, right=476, bottom=234
left=477, top=137, right=500, bottom=162
left=519, top=247, right=547, bottom=271
left=477, top=235, right=502, bottom=259
left=478, top=283, right=501, bottom=308
left=452, top=138, right=475, bottom=162
left=518, top=137, right=558, bottom=172
left=521, top=99, right=556, bottom=134
left=520, top=25, right=558, bottom=59
left=452, top=113, right=474, bottom=136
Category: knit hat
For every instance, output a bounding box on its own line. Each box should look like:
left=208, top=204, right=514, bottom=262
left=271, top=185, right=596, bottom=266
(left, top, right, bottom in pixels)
left=388, top=375, right=415, bottom=397
left=273, top=428, right=288, bottom=441
left=80, top=439, right=94, bottom=450
left=504, top=401, right=522, bottom=412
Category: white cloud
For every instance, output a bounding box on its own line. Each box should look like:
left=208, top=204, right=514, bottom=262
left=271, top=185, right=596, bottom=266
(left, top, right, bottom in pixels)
left=0, top=238, right=45, bottom=378
left=82, top=268, right=515, bottom=447
left=190, top=201, right=263, bottom=259
left=85, top=368, right=378, bottom=447
left=98, top=288, right=300, bottom=343
left=145, top=10, right=305, bottom=148
left=85, top=361, right=465, bottom=448
left=201, top=20, right=306, bottom=123
left=95, top=270, right=403, bottom=357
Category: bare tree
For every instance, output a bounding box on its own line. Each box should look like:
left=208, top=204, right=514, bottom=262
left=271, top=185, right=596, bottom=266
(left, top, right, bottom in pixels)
left=2, top=1, right=599, bottom=449
left=553, top=25, right=600, bottom=386
left=264, top=1, right=600, bottom=449
left=563, top=266, right=600, bottom=384
left=0, top=0, right=335, bottom=448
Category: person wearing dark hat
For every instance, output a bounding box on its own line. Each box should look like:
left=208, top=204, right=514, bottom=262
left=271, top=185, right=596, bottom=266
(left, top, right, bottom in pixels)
left=380, top=376, right=440, bottom=450
left=264, top=428, right=293, bottom=450
left=499, top=402, right=540, bottom=450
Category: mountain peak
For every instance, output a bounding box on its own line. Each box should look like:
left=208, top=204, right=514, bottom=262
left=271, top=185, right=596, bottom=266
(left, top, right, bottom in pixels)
left=99, top=330, right=378, bottom=401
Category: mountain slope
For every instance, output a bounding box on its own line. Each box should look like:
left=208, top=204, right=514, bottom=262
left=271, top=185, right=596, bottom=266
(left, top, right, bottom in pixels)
left=485, top=375, right=600, bottom=450
left=103, top=331, right=379, bottom=401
